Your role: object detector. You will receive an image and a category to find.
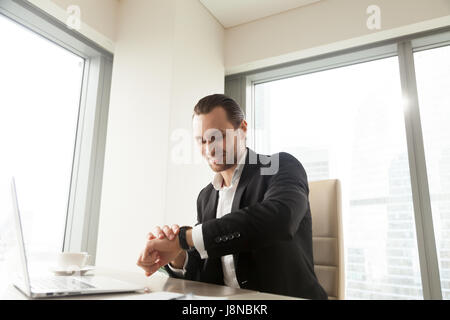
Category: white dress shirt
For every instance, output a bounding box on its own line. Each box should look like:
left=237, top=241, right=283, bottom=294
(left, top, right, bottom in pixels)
left=168, top=149, right=247, bottom=288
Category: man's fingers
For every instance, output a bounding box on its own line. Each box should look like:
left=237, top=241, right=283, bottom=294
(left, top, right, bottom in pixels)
left=144, top=261, right=161, bottom=277
left=163, top=225, right=175, bottom=240
left=152, top=224, right=180, bottom=240
left=137, top=252, right=143, bottom=267
left=139, top=254, right=161, bottom=277
left=154, top=226, right=164, bottom=239
left=137, top=250, right=147, bottom=266
left=140, top=251, right=160, bottom=266
left=142, top=240, right=154, bottom=260
left=172, top=224, right=180, bottom=235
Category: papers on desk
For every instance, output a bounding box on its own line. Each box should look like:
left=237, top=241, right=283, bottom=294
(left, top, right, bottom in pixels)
left=172, top=293, right=227, bottom=300
left=112, top=291, right=227, bottom=300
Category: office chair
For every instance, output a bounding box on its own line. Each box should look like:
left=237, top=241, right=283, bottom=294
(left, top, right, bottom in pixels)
left=309, top=179, right=345, bottom=300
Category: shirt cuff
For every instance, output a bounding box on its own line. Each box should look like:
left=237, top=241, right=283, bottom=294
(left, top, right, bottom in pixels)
left=167, top=252, right=189, bottom=276
left=192, top=224, right=208, bottom=259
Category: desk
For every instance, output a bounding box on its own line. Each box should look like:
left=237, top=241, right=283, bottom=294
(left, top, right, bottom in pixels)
left=1, top=267, right=302, bottom=300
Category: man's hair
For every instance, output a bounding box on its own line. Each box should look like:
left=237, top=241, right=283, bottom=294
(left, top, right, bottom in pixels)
left=193, top=94, right=245, bottom=128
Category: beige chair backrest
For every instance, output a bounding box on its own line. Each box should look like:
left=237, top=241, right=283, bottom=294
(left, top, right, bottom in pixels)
left=309, top=179, right=344, bottom=300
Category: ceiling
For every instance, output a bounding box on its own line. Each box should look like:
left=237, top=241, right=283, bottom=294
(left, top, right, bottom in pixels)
left=199, top=0, right=322, bottom=28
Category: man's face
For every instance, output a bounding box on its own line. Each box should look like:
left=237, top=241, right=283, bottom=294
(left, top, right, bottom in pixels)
left=193, top=106, right=247, bottom=173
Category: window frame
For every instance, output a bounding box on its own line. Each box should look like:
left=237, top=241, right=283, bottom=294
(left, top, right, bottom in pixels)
left=0, top=0, right=113, bottom=264
left=226, top=26, right=450, bottom=300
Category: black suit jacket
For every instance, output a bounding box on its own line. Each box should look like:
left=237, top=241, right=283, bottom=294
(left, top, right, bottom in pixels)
left=164, top=148, right=328, bottom=300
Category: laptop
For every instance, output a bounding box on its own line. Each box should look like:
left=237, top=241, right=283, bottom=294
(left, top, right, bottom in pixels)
left=10, top=178, right=143, bottom=298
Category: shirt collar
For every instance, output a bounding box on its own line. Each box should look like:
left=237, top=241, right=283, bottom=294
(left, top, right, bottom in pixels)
left=212, top=148, right=248, bottom=191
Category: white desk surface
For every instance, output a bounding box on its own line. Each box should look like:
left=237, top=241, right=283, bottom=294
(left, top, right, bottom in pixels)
left=1, top=267, right=302, bottom=300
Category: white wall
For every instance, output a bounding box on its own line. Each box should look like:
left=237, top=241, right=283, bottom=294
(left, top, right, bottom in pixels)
left=225, top=0, right=450, bottom=74
left=95, top=0, right=224, bottom=271
left=164, top=0, right=224, bottom=227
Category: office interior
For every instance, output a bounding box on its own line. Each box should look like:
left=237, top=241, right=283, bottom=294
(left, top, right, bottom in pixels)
left=0, top=0, right=450, bottom=300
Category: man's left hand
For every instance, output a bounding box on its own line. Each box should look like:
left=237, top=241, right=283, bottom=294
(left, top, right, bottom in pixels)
left=137, top=235, right=183, bottom=277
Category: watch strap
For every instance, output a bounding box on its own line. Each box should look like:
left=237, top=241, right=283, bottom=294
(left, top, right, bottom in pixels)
left=178, top=226, right=192, bottom=250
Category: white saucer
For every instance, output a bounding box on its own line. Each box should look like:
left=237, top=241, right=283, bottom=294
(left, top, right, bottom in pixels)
left=49, top=265, right=95, bottom=276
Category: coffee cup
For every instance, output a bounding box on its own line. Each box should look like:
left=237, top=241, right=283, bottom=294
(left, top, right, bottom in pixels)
left=56, top=252, right=90, bottom=270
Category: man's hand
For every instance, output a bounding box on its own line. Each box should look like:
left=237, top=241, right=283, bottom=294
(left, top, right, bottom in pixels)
left=136, top=224, right=182, bottom=277
left=148, top=224, right=180, bottom=241
left=137, top=236, right=183, bottom=276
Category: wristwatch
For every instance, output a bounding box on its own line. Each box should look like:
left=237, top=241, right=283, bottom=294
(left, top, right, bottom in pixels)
left=178, top=226, right=193, bottom=250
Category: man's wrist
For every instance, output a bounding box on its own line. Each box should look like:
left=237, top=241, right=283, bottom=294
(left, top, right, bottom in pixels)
left=170, top=250, right=186, bottom=269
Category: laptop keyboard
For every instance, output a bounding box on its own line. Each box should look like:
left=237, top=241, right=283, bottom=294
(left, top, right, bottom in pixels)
left=31, top=277, right=96, bottom=292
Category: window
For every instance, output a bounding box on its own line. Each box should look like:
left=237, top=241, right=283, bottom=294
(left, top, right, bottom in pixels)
left=0, top=12, right=84, bottom=264
left=0, top=1, right=112, bottom=286
left=254, top=56, right=423, bottom=299
left=228, top=29, right=450, bottom=299
left=414, top=44, right=450, bottom=299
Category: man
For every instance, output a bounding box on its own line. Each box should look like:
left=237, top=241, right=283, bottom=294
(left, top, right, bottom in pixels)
left=137, top=94, right=327, bottom=300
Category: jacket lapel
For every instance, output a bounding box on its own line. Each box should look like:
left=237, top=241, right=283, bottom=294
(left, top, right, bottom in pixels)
left=231, top=148, right=259, bottom=212
left=203, top=188, right=218, bottom=222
